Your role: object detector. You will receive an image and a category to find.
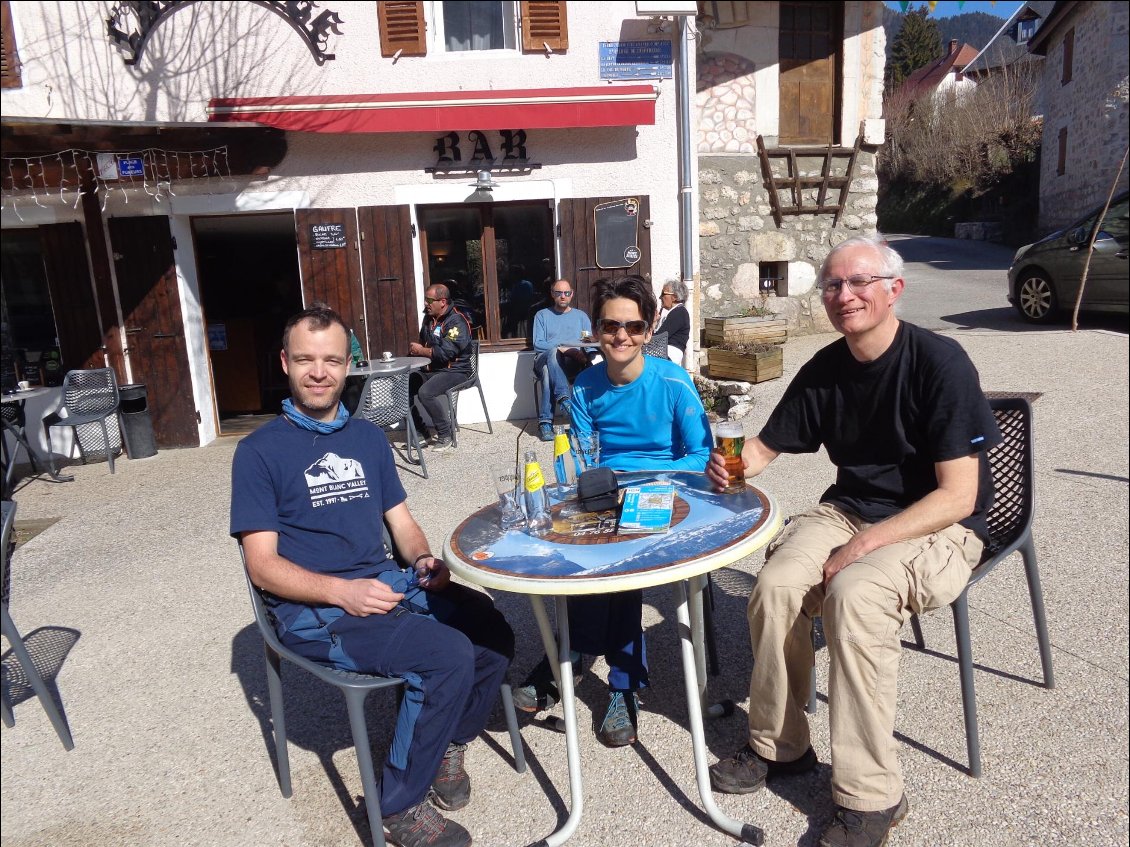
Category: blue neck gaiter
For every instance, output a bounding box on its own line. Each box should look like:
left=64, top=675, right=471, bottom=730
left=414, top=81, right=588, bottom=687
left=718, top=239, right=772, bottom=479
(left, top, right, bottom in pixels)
left=282, top=398, right=349, bottom=433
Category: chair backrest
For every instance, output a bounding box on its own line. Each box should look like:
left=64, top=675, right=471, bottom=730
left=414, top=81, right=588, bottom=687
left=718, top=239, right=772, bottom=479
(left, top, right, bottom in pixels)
left=983, top=396, right=1035, bottom=558
left=357, top=370, right=411, bottom=429
left=2, top=500, right=14, bottom=605
left=2, top=402, right=24, bottom=427
left=62, top=368, right=119, bottom=416
left=644, top=331, right=669, bottom=359
left=465, top=340, right=481, bottom=382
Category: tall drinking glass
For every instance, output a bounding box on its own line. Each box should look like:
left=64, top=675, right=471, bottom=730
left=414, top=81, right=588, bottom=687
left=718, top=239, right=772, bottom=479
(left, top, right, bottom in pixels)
left=492, top=464, right=526, bottom=529
left=574, top=431, right=600, bottom=472
left=715, top=421, right=746, bottom=494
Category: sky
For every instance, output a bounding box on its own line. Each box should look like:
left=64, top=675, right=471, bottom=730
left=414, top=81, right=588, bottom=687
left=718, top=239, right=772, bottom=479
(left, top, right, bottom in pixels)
left=884, top=1, right=1024, bottom=19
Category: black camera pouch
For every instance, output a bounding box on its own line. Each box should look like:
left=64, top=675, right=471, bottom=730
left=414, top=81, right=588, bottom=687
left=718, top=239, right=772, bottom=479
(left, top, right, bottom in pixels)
left=577, top=467, right=620, bottom=512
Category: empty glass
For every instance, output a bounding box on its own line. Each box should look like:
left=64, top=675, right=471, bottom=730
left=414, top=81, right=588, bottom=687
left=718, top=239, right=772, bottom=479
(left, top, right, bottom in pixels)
left=574, top=431, right=600, bottom=472
left=492, top=464, right=526, bottom=530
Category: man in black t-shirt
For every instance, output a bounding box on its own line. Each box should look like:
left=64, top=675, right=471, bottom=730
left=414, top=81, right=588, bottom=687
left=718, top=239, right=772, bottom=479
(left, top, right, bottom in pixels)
left=707, top=235, right=999, bottom=847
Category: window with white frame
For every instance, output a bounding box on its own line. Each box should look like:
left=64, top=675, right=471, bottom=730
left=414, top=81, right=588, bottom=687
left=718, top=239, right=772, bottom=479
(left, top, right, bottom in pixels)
left=434, top=1, right=518, bottom=53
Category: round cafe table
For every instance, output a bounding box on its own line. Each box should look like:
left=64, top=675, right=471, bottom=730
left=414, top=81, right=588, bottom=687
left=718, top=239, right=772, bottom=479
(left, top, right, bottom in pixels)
left=443, top=470, right=782, bottom=847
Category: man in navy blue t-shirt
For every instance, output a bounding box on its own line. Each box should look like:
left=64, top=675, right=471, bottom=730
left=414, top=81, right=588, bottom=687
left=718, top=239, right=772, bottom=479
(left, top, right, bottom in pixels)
left=231, top=304, right=512, bottom=847
left=707, top=236, right=1000, bottom=847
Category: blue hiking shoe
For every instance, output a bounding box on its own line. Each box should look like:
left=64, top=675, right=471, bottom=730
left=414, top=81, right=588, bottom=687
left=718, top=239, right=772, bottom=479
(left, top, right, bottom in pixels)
left=597, top=689, right=639, bottom=747
left=538, top=422, right=554, bottom=442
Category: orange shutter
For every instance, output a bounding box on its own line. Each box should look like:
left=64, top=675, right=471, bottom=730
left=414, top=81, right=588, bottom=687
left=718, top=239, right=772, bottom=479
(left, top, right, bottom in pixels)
left=520, top=1, right=568, bottom=52
left=378, top=1, right=427, bottom=57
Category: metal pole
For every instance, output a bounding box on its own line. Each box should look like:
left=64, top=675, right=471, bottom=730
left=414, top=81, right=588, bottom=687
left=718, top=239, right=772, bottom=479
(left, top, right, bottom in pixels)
left=675, top=16, right=696, bottom=366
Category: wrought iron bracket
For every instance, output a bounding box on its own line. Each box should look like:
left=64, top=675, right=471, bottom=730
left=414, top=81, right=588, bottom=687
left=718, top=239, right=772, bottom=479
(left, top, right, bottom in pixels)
left=106, top=0, right=343, bottom=67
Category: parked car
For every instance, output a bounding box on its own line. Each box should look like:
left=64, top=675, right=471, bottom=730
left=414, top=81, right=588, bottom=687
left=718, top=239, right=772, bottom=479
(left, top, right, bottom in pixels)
left=1008, top=191, right=1129, bottom=323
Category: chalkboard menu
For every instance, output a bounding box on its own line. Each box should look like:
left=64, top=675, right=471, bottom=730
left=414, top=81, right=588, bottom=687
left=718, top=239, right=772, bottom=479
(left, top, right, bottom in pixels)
left=310, top=222, right=347, bottom=249
left=595, top=198, right=641, bottom=269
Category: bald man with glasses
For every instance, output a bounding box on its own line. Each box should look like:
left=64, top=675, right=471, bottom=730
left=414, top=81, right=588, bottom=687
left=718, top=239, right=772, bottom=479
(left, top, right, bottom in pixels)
left=531, top=279, right=592, bottom=441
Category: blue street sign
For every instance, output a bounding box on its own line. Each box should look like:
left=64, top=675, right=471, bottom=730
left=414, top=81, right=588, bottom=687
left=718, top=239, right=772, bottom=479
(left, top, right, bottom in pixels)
left=599, top=41, right=673, bottom=80
left=117, top=157, right=145, bottom=177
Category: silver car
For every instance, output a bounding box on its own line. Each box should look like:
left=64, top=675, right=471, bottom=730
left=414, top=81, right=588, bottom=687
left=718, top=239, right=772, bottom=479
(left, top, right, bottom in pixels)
left=1008, top=191, right=1129, bottom=323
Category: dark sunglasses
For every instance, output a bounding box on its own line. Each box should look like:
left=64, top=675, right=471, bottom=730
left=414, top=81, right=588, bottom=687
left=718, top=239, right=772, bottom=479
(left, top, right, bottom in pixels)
left=552, top=289, right=574, bottom=297
left=598, top=318, right=649, bottom=337
left=424, top=296, right=446, bottom=304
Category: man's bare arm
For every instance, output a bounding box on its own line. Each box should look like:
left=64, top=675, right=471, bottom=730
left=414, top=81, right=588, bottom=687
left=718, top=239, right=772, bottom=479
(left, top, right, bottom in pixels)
left=241, top=530, right=403, bottom=616
left=822, top=453, right=981, bottom=583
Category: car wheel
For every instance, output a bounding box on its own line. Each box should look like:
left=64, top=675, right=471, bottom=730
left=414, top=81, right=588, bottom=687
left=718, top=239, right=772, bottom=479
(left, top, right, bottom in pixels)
left=1015, top=271, right=1059, bottom=323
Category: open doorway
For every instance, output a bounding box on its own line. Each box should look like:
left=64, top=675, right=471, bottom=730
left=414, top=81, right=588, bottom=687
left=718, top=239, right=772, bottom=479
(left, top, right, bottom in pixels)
left=193, top=213, right=302, bottom=434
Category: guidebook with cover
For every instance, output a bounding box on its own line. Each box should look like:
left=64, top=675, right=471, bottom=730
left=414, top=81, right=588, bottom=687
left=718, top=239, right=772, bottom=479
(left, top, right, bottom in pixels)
left=618, top=482, right=676, bottom=534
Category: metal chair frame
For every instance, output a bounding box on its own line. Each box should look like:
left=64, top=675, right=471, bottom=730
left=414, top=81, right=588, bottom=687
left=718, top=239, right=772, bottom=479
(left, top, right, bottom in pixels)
left=806, top=396, right=1054, bottom=777
left=1, top=500, right=75, bottom=749
left=355, top=368, right=428, bottom=479
left=48, top=369, right=121, bottom=474
left=239, top=542, right=526, bottom=846
left=443, top=341, right=492, bottom=447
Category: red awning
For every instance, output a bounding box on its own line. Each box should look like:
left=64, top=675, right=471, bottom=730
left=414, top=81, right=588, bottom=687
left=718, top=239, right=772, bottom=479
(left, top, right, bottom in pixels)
left=206, top=85, right=658, bottom=133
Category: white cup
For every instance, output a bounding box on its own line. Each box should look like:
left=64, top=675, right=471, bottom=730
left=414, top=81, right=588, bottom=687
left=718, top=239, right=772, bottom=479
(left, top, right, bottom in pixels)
left=17, top=380, right=30, bottom=391
left=381, top=351, right=393, bottom=362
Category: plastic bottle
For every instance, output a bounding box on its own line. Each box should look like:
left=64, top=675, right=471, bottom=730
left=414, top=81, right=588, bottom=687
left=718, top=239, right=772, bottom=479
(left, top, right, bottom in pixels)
left=523, top=449, right=552, bottom=536
left=552, top=424, right=578, bottom=497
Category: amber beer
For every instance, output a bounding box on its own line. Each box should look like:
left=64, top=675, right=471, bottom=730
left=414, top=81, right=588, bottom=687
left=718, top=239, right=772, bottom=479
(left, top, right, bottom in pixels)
left=715, top=421, right=746, bottom=493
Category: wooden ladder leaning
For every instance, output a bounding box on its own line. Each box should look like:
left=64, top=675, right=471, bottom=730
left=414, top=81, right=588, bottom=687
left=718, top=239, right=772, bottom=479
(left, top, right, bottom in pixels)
left=756, top=127, right=864, bottom=228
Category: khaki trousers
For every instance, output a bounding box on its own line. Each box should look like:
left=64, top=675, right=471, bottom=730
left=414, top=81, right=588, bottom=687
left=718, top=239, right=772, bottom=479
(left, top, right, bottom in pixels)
left=746, top=503, right=982, bottom=811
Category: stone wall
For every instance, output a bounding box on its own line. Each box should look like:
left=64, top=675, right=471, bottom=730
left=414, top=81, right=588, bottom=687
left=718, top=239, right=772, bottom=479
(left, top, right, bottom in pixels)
left=1037, top=2, right=1130, bottom=232
left=697, top=151, right=880, bottom=339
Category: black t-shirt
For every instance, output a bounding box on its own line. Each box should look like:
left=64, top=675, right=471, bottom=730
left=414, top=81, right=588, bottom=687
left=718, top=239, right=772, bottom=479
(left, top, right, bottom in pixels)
left=759, top=321, right=1001, bottom=541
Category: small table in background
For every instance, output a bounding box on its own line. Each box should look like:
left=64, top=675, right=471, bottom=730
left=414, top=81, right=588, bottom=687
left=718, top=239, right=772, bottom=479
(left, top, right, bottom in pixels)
left=443, top=470, right=781, bottom=847
left=2, top=388, right=74, bottom=494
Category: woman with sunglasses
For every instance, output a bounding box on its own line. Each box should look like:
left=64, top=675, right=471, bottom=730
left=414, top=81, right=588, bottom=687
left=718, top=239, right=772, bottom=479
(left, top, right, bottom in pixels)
left=512, top=275, right=712, bottom=747
left=656, top=278, right=691, bottom=366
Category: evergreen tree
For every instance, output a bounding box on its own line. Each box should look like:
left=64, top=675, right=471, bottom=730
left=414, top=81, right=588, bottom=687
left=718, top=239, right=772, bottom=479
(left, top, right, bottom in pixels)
left=886, top=6, right=943, bottom=92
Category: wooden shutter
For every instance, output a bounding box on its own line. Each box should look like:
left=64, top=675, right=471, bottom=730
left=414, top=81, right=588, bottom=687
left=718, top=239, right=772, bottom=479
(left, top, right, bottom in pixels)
left=108, top=216, right=199, bottom=448
left=1061, top=27, right=1074, bottom=84
left=1057, top=127, right=1068, bottom=176
left=38, top=222, right=105, bottom=371
left=558, top=196, right=652, bottom=319
left=1, top=0, right=21, bottom=89
left=379, top=1, right=427, bottom=57
left=520, top=1, right=568, bottom=52
left=295, top=208, right=366, bottom=345
left=358, top=205, right=418, bottom=357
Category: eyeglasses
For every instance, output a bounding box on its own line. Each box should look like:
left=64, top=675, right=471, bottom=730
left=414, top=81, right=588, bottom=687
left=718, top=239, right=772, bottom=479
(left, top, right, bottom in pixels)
left=598, top=318, right=650, bottom=336
left=817, top=275, right=894, bottom=297
left=552, top=290, right=574, bottom=297
left=660, top=290, right=676, bottom=297
left=424, top=296, right=446, bottom=304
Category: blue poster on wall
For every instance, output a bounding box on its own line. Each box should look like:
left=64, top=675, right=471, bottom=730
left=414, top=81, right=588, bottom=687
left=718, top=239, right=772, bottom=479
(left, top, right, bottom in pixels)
left=599, top=41, right=673, bottom=80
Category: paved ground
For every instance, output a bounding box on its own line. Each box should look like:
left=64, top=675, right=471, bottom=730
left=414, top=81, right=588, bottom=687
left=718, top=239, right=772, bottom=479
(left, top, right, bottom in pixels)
left=3, top=238, right=1128, bottom=847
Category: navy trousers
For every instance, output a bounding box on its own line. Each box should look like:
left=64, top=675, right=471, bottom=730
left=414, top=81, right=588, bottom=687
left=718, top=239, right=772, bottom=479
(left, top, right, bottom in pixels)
left=566, top=590, right=648, bottom=691
left=275, top=582, right=513, bottom=816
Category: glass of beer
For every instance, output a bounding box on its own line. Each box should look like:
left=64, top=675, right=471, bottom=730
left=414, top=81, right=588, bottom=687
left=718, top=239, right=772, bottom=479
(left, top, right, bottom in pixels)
left=715, top=421, right=746, bottom=493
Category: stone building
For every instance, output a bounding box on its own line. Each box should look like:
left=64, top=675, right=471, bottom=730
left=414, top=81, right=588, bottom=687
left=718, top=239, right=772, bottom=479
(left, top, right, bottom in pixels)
left=1026, top=0, right=1130, bottom=232
left=692, top=1, right=887, bottom=350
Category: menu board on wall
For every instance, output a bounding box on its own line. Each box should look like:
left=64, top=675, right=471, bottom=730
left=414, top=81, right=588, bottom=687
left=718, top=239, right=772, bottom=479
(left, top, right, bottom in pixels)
left=310, top=223, right=347, bottom=249
left=594, top=198, right=641, bottom=269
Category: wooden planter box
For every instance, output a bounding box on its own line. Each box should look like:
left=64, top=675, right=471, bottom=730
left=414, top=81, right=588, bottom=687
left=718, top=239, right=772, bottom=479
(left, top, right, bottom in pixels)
left=706, top=346, right=783, bottom=383
left=704, top=316, right=787, bottom=347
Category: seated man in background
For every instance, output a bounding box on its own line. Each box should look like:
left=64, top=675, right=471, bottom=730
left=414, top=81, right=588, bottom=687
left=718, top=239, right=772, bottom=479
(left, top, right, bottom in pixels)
left=232, top=303, right=513, bottom=847
left=531, top=278, right=592, bottom=441
left=408, top=283, right=473, bottom=454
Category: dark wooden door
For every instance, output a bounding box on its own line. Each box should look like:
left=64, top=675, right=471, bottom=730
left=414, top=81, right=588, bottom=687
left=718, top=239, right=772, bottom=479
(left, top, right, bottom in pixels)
left=778, top=1, right=841, bottom=145
left=108, top=215, right=199, bottom=448
left=38, top=222, right=105, bottom=372
left=558, top=196, right=652, bottom=318
left=295, top=208, right=365, bottom=346
left=358, top=205, right=418, bottom=357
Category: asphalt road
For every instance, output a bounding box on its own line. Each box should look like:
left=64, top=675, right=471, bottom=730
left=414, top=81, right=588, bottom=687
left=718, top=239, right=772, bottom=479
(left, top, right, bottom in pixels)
left=885, top=233, right=1129, bottom=335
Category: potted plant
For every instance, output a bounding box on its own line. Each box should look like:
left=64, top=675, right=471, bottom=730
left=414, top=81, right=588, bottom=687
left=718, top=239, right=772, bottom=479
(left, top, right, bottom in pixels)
left=703, top=303, right=787, bottom=347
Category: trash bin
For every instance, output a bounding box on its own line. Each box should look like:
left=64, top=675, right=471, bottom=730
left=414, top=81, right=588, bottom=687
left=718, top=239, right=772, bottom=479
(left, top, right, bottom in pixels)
left=118, top=383, right=158, bottom=459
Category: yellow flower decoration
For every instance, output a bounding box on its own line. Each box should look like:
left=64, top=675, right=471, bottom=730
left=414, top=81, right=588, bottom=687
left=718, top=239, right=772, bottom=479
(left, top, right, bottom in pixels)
left=446, top=327, right=461, bottom=340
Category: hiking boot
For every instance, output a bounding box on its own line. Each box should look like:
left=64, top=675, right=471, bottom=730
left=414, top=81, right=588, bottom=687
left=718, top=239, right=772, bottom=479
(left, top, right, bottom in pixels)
left=382, top=798, right=471, bottom=847
left=555, top=397, right=574, bottom=424
left=596, top=689, right=639, bottom=747
left=430, top=437, right=455, bottom=454
left=819, top=795, right=909, bottom=847
left=513, top=651, right=582, bottom=713
left=430, top=742, right=470, bottom=811
left=538, top=422, right=554, bottom=442
left=709, top=744, right=817, bottom=794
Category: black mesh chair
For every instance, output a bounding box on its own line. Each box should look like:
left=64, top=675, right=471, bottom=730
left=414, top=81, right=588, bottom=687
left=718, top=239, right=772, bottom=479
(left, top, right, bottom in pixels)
left=806, top=396, right=1054, bottom=777
left=356, top=368, right=428, bottom=479
left=1, top=500, right=75, bottom=750
left=48, top=368, right=121, bottom=473
left=240, top=542, right=526, bottom=847
left=443, top=340, right=492, bottom=447
left=643, top=330, right=670, bottom=359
